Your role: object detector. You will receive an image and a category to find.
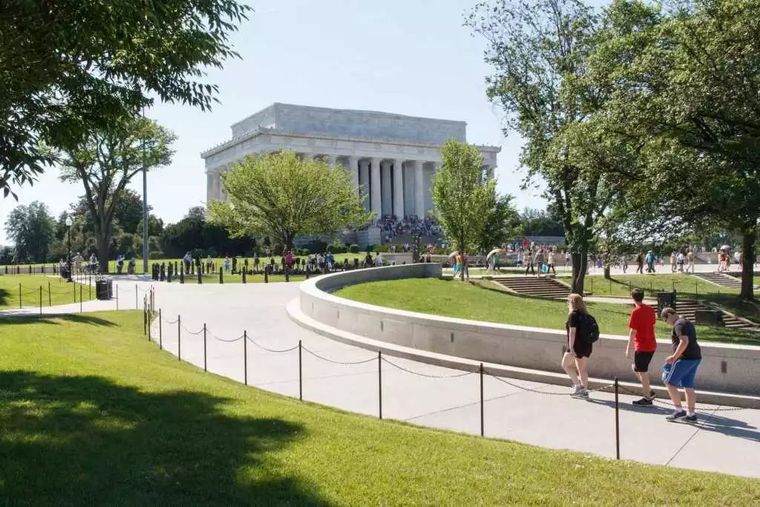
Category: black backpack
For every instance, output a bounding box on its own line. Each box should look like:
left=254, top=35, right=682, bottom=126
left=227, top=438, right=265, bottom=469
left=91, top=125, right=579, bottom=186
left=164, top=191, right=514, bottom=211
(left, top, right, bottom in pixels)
left=578, top=312, right=600, bottom=343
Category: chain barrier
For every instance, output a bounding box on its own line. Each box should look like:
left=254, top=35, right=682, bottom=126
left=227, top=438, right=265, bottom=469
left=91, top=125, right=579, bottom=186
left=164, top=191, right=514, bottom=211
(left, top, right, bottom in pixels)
left=616, top=383, right=746, bottom=412
left=244, top=335, right=300, bottom=353
left=162, top=316, right=179, bottom=325
left=301, top=345, right=377, bottom=365
left=206, top=330, right=245, bottom=343
left=488, top=372, right=614, bottom=396
left=181, top=323, right=205, bottom=335
left=381, top=356, right=475, bottom=378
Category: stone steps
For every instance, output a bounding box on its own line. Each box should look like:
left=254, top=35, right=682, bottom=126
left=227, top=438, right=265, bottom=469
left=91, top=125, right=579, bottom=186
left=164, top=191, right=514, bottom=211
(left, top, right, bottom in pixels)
left=675, top=298, right=755, bottom=330
left=693, top=272, right=744, bottom=289
left=492, top=276, right=570, bottom=299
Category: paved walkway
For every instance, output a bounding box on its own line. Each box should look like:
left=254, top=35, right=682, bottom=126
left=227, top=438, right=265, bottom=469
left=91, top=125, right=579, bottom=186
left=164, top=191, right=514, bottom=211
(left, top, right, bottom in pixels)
left=3, top=277, right=760, bottom=478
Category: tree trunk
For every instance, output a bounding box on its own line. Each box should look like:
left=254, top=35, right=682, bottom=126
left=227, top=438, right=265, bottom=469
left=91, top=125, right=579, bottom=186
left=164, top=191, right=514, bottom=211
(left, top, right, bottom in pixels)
left=97, top=233, right=110, bottom=275
left=603, top=263, right=611, bottom=279
left=570, top=248, right=588, bottom=294
left=740, top=228, right=756, bottom=301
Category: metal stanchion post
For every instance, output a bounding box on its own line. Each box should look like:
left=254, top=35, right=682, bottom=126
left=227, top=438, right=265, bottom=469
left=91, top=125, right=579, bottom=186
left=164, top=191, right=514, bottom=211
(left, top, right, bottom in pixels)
left=298, top=339, right=303, bottom=401
left=480, top=363, right=484, bottom=437
left=147, top=306, right=151, bottom=342
left=243, top=330, right=248, bottom=385
left=80, top=285, right=83, bottom=312
left=48, top=281, right=51, bottom=307
left=177, top=315, right=181, bottom=361
left=143, top=298, right=147, bottom=335
left=116, top=285, right=119, bottom=310
left=378, top=350, right=383, bottom=420
left=135, top=284, right=138, bottom=309
left=18, top=283, right=21, bottom=309
left=39, top=286, right=42, bottom=315
left=203, top=323, right=207, bottom=372
left=614, top=377, right=620, bottom=460
left=89, top=277, right=91, bottom=299
left=159, top=309, right=163, bottom=350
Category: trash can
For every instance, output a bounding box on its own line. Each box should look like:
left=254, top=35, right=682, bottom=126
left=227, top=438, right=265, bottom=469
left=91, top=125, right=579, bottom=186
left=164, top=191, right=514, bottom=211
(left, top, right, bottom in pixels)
left=695, top=309, right=722, bottom=326
left=95, top=280, right=110, bottom=300
left=657, top=291, right=676, bottom=314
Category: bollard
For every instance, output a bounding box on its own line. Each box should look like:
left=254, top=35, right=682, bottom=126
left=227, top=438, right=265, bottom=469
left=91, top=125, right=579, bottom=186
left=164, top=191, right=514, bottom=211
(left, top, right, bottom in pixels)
left=264, top=267, right=269, bottom=284
left=480, top=363, right=484, bottom=437
left=219, top=268, right=223, bottom=284
left=177, top=315, right=181, bottom=361
left=203, top=323, right=208, bottom=372
left=159, top=309, right=163, bottom=350
left=614, top=377, right=620, bottom=460
left=298, top=339, right=303, bottom=401
left=197, top=268, right=202, bottom=284
left=180, top=266, right=185, bottom=284
left=48, top=281, right=51, bottom=306
left=242, top=269, right=247, bottom=284
left=243, top=330, right=248, bottom=385
left=378, top=350, right=383, bottom=420
left=39, top=286, right=42, bottom=315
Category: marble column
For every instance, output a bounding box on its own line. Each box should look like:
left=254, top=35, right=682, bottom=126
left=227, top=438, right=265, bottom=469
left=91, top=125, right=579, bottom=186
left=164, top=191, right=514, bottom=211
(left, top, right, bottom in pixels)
left=393, top=159, right=405, bottom=218
left=346, top=156, right=359, bottom=191
left=370, top=157, right=382, bottom=217
left=414, top=160, right=425, bottom=218
left=381, top=160, right=393, bottom=216
left=359, top=159, right=370, bottom=211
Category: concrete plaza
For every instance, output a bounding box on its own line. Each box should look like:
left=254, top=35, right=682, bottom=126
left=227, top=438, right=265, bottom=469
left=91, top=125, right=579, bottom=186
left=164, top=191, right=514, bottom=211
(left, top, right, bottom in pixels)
left=4, top=276, right=760, bottom=479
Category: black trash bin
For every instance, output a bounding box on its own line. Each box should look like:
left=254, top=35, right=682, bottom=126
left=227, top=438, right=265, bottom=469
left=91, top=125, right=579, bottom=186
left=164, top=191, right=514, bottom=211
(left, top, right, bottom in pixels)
left=657, top=291, right=676, bottom=314
left=95, top=280, right=110, bottom=300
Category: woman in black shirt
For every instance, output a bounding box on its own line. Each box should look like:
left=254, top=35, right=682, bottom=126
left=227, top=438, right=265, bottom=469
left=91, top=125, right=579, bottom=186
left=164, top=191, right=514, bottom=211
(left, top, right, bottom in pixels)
left=562, top=293, right=593, bottom=397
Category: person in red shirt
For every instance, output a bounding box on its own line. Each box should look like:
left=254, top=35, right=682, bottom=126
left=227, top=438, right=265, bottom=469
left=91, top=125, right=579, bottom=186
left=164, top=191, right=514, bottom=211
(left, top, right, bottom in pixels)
left=626, top=288, right=657, bottom=406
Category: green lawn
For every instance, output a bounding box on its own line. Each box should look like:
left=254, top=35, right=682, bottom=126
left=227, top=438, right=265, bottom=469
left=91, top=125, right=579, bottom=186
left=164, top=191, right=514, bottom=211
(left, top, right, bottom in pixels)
left=1, top=312, right=758, bottom=504
left=0, top=275, right=93, bottom=309
left=335, top=278, right=760, bottom=345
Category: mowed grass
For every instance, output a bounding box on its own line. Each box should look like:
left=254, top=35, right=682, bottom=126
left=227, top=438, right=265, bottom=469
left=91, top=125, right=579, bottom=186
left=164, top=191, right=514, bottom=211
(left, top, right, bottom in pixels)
left=0, top=275, right=93, bottom=309
left=1, top=312, right=758, bottom=504
left=335, top=278, right=760, bottom=345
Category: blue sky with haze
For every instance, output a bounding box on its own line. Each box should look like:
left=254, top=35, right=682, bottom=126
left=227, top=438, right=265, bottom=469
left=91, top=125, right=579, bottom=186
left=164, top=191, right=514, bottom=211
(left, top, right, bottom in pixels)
left=1, top=0, right=607, bottom=245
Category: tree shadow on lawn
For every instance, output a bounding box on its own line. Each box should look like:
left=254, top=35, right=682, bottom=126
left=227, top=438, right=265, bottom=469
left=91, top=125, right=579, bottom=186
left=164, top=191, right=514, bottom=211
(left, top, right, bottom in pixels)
left=0, top=288, right=9, bottom=307
left=0, top=314, right=118, bottom=327
left=0, top=371, right=327, bottom=505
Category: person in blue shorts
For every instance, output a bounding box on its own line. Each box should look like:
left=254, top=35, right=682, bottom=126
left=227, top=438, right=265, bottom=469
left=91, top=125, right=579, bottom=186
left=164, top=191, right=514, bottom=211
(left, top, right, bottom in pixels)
left=660, top=308, right=702, bottom=422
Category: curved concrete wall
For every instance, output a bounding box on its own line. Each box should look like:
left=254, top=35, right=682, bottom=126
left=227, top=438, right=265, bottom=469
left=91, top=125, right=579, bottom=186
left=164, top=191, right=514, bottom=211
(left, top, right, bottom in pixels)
left=298, top=265, right=760, bottom=396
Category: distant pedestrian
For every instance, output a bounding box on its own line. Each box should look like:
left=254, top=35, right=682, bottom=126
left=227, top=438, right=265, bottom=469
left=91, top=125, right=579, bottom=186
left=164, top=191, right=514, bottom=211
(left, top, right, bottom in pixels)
left=562, top=293, right=598, bottom=398
left=626, top=289, right=657, bottom=405
left=687, top=249, right=695, bottom=273
left=660, top=308, right=702, bottom=422
left=677, top=251, right=685, bottom=272
left=224, top=255, right=231, bottom=272
left=645, top=251, right=656, bottom=273
left=547, top=250, right=556, bottom=275
left=524, top=249, right=535, bottom=276
left=636, top=252, right=644, bottom=274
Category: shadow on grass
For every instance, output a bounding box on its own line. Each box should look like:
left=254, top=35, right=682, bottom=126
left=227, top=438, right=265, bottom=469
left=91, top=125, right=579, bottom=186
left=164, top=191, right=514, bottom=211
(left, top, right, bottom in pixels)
left=0, top=314, right=118, bottom=327
left=0, top=288, right=8, bottom=307
left=0, top=370, right=325, bottom=504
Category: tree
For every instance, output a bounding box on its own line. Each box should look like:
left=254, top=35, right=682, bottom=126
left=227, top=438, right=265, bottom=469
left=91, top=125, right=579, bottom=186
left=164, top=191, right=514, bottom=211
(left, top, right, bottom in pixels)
left=209, top=152, right=370, bottom=259
left=520, top=208, right=564, bottom=237
left=0, top=0, right=249, bottom=197
left=4, top=201, right=55, bottom=263
left=477, top=194, right=522, bottom=252
left=592, top=0, right=760, bottom=299
left=57, top=116, right=175, bottom=272
left=432, top=140, right=495, bottom=280
left=467, top=0, right=608, bottom=293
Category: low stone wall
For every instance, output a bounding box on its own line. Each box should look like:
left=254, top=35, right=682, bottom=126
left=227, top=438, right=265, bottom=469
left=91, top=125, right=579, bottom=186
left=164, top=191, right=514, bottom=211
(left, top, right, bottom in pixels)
left=298, top=265, right=760, bottom=397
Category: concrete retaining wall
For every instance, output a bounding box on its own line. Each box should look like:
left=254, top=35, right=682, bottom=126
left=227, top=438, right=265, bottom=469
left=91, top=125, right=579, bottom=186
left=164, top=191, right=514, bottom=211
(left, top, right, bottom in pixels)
left=299, top=265, right=760, bottom=396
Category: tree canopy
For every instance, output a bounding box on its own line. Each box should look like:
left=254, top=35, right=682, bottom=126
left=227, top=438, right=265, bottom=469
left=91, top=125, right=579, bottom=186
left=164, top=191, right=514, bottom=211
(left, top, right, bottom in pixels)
left=208, top=151, right=370, bottom=251
left=4, top=201, right=55, bottom=263
left=0, top=0, right=249, bottom=197
left=432, top=140, right=495, bottom=278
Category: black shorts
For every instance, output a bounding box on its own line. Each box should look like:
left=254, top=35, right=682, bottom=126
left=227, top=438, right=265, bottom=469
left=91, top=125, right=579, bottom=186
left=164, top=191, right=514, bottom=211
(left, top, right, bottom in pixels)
left=571, top=342, right=592, bottom=358
left=633, top=351, right=655, bottom=372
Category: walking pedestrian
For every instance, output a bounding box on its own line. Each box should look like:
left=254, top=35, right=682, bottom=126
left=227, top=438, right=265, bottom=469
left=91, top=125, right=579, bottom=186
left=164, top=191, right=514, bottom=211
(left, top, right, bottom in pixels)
left=687, top=249, right=695, bottom=273
left=660, top=308, right=702, bottom=422
left=626, top=289, right=657, bottom=405
left=547, top=249, right=557, bottom=275
left=524, top=248, right=535, bottom=276
left=636, top=252, right=644, bottom=274
left=562, top=293, right=597, bottom=398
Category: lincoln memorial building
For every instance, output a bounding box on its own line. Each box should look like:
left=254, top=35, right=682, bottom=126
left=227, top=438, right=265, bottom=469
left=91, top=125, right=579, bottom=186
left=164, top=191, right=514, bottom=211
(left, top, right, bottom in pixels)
left=201, top=103, right=500, bottom=242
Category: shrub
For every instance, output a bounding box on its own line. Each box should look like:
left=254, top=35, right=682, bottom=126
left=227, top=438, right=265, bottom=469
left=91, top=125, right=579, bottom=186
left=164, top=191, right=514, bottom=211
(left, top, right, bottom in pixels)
left=328, top=241, right=347, bottom=254
left=348, top=244, right=360, bottom=253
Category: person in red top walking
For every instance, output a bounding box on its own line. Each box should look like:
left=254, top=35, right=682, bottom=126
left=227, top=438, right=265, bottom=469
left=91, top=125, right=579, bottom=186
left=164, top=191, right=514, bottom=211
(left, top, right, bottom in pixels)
left=626, top=288, right=657, bottom=406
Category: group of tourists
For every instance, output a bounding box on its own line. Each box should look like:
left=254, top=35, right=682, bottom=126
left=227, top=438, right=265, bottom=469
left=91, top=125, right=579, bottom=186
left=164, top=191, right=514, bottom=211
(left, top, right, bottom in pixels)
left=375, top=215, right=442, bottom=243
left=521, top=247, right=561, bottom=276
left=563, top=289, right=702, bottom=422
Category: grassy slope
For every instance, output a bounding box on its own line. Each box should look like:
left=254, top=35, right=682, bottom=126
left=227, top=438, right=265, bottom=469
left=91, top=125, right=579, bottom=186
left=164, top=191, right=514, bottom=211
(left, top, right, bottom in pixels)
left=0, top=275, right=92, bottom=309
left=0, top=311, right=758, bottom=504
left=335, top=278, right=760, bottom=345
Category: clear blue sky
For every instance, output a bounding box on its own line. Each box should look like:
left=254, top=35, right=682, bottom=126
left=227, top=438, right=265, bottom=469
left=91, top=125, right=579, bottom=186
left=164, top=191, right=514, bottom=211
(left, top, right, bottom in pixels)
left=1, top=0, right=587, bottom=245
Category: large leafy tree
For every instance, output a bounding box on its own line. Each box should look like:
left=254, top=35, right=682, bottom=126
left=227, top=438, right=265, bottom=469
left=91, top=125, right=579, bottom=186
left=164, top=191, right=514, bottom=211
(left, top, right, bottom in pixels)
left=57, top=116, right=175, bottom=272
left=0, top=0, right=249, bottom=197
left=4, top=201, right=55, bottom=263
left=208, top=151, right=370, bottom=254
left=592, top=0, right=760, bottom=299
left=432, top=140, right=495, bottom=280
